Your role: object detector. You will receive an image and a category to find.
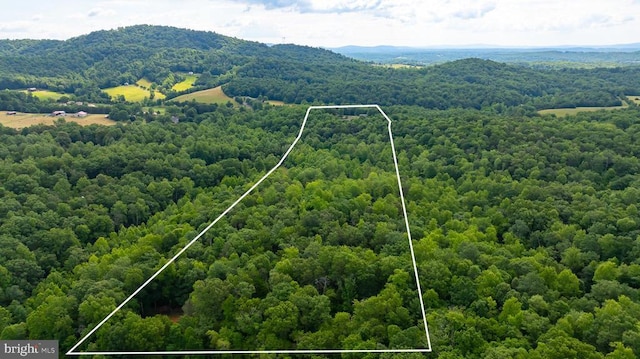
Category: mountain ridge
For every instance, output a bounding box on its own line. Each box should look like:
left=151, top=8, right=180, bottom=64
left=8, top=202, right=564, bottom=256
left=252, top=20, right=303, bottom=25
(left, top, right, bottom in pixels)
left=1, top=25, right=640, bottom=111
left=332, top=43, right=640, bottom=51
left=331, top=44, right=640, bottom=66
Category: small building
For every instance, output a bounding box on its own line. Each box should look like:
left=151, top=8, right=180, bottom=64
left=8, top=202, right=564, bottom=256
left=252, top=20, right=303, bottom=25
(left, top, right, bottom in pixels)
left=52, top=110, right=66, bottom=117
left=171, top=116, right=180, bottom=124
left=27, top=87, right=37, bottom=92
left=76, top=111, right=88, bottom=118
left=188, top=71, right=194, bottom=75
left=6, top=111, right=17, bottom=115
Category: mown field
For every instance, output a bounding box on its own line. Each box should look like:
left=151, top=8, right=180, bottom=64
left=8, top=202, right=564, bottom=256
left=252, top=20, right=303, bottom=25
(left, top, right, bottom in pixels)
left=0, top=112, right=116, bottom=128
left=103, top=85, right=166, bottom=102
left=136, top=78, right=153, bottom=89
left=627, top=95, right=640, bottom=105
left=21, top=90, right=67, bottom=101
left=538, top=103, right=628, bottom=117
left=171, top=86, right=233, bottom=104
left=172, top=74, right=198, bottom=92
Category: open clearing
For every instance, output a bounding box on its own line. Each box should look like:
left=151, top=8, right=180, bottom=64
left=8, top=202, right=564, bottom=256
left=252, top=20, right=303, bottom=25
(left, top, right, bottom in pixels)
left=103, top=85, right=165, bottom=102
left=376, top=63, right=422, bottom=69
left=136, top=78, right=153, bottom=89
left=22, top=90, right=67, bottom=101
left=0, top=112, right=116, bottom=128
left=171, top=86, right=233, bottom=104
left=172, top=74, right=198, bottom=92
left=627, top=95, right=640, bottom=105
left=146, top=106, right=166, bottom=115
left=538, top=103, right=628, bottom=117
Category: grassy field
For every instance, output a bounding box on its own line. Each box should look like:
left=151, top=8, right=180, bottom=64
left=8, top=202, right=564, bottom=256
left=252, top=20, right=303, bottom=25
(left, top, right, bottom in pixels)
left=136, top=78, right=153, bottom=89
left=538, top=103, right=628, bottom=117
left=145, top=107, right=166, bottom=115
left=171, top=86, right=233, bottom=104
left=265, top=100, right=286, bottom=106
left=172, top=74, right=198, bottom=92
left=22, top=90, right=67, bottom=101
left=103, top=85, right=165, bottom=102
left=373, top=63, right=422, bottom=69
left=0, top=112, right=116, bottom=129
left=627, top=95, right=640, bottom=105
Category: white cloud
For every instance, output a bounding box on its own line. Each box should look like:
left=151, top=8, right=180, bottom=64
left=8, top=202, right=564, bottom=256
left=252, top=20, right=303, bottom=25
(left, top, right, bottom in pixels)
left=0, top=21, right=31, bottom=34
left=88, top=7, right=117, bottom=18
left=304, top=0, right=383, bottom=13
left=1, top=0, right=639, bottom=46
left=451, top=2, right=496, bottom=20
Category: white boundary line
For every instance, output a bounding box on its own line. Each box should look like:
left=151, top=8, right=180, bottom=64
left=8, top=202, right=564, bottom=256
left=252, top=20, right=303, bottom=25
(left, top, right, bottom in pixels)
left=68, top=349, right=432, bottom=355
left=67, top=104, right=432, bottom=356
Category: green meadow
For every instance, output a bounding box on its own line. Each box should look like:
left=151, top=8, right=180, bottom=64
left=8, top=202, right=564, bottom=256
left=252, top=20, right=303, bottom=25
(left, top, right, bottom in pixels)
left=172, top=74, right=198, bottom=92
left=103, top=85, right=166, bottom=102
left=627, top=95, right=640, bottom=105
left=538, top=98, right=631, bottom=117
left=23, top=90, right=67, bottom=101
left=538, top=106, right=626, bottom=117
left=136, top=78, right=153, bottom=89
left=171, top=86, right=233, bottom=104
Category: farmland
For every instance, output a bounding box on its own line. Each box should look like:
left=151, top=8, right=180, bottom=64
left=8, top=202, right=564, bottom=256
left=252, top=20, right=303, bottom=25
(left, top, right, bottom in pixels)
left=538, top=103, right=628, bottom=117
left=103, top=85, right=166, bottom=102
left=0, top=112, right=116, bottom=128
left=136, top=78, right=153, bottom=89
left=22, top=90, right=67, bottom=101
left=172, top=74, right=198, bottom=91
left=627, top=95, right=640, bottom=105
left=171, top=86, right=233, bottom=104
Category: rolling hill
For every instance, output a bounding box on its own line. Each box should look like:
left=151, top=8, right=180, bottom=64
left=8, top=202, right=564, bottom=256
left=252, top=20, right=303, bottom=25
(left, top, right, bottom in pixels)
left=2, top=25, right=640, bottom=358
left=1, top=25, right=640, bottom=110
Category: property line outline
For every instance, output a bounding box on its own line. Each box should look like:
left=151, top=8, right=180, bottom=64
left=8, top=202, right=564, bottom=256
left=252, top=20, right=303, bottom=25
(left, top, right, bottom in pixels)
left=67, top=104, right=432, bottom=356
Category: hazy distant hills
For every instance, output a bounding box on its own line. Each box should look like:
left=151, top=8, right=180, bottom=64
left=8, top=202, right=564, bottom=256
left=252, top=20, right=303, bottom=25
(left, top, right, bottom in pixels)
left=332, top=44, right=640, bottom=67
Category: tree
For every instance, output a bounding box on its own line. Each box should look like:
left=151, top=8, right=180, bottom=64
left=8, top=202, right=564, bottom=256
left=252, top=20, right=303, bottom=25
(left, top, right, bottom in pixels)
left=532, top=329, right=603, bottom=359
left=26, top=295, right=76, bottom=348
left=557, top=269, right=581, bottom=297
left=592, top=296, right=640, bottom=352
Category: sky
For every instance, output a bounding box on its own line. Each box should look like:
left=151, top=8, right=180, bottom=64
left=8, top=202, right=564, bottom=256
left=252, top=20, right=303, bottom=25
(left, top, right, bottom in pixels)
left=2, top=0, right=640, bottom=48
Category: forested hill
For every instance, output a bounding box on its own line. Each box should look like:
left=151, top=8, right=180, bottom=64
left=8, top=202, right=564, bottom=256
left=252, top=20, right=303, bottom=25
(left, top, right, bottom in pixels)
left=3, top=24, right=640, bottom=358
left=1, top=25, right=640, bottom=110
left=0, top=25, right=274, bottom=87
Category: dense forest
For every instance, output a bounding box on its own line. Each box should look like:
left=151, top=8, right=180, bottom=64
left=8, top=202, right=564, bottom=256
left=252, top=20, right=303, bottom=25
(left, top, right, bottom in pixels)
left=1, top=102, right=640, bottom=357
left=1, top=26, right=640, bottom=111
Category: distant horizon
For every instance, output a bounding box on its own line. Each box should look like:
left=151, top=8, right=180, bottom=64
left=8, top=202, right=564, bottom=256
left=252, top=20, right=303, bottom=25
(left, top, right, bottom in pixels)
left=2, top=24, right=640, bottom=52
left=330, top=43, right=640, bottom=50
left=2, top=1, right=640, bottom=48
